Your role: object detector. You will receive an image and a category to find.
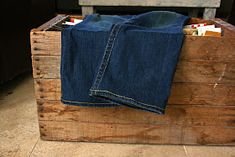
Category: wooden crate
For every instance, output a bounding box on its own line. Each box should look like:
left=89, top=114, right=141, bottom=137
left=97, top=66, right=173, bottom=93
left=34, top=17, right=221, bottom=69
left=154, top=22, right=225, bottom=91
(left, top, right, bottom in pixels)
left=30, top=15, right=235, bottom=145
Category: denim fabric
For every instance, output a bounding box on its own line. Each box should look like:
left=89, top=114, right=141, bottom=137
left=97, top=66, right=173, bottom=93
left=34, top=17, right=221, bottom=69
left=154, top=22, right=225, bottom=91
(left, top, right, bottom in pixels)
left=61, top=11, right=189, bottom=114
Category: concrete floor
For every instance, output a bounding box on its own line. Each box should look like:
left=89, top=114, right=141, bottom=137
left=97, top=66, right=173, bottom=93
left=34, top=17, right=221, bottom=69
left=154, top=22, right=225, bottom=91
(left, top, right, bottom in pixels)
left=0, top=73, right=234, bottom=157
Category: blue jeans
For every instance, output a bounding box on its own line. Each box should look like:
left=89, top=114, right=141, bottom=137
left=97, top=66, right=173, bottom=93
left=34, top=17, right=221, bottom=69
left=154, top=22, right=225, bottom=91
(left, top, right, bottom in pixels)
left=61, top=11, right=189, bottom=114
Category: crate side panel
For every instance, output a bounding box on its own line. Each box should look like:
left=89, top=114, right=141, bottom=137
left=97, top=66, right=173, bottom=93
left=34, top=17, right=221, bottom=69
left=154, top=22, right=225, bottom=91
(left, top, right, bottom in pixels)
left=34, top=79, right=235, bottom=106
left=39, top=121, right=235, bottom=145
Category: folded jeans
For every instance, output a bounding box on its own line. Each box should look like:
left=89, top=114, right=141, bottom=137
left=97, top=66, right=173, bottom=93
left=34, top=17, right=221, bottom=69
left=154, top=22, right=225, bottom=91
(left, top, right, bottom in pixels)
left=61, top=11, right=189, bottom=114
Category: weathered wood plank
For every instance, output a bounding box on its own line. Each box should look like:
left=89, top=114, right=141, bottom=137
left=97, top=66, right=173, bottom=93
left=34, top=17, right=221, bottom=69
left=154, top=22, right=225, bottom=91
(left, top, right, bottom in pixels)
left=32, top=55, right=235, bottom=83
left=174, top=61, right=235, bottom=83
left=79, top=0, right=221, bottom=8
left=169, top=82, right=235, bottom=106
left=180, top=36, right=235, bottom=61
left=32, top=56, right=60, bottom=78
left=34, top=79, right=235, bottom=106
left=212, top=18, right=235, bottom=33
left=34, top=79, right=61, bottom=100
left=39, top=121, right=235, bottom=145
left=33, top=15, right=68, bottom=31
left=37, top=100, right=235, bottom=127
left=30, top=32, right=235, bottom=63
left=30, top=31, right=61, bottom=56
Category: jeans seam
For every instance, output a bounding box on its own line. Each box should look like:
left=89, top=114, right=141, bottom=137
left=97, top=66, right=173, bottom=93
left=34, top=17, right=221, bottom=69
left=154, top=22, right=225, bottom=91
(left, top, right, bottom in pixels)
left=91, top=23, right=123, bottom=90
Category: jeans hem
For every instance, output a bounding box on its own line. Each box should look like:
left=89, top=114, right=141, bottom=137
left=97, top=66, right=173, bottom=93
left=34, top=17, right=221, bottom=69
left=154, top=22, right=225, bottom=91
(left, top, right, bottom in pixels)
left=61, top=98, right=118, bottom=107
left=90, top=89, right=165, bottom=114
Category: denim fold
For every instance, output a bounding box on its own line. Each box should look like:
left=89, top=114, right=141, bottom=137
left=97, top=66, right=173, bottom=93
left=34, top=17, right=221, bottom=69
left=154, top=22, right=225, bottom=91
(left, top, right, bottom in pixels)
left=61, top=11, right=189, bottom=114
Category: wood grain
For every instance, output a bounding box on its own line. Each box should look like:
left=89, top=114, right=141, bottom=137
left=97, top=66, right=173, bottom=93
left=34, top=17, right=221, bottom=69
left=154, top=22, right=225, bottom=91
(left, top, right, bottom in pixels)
left=39, top=120, right=235, bottom=145
left=30, top=31, right=61, bottom=56
left=212, top=18, right=235, bottom=37
left=79, top=0, right=221, bottom=7
left=35, top=15, right=68, bottom=31
left=34, top=79, right=235, bottom=106
left=30, top=31, right=235, bottom=60
left=30, top=16, right=235, bottom=145
left=180, top=36, right=235, bottom=61
left=174, top=61, right=235, bottom=83
left=32, top=55, right=235, bottom=83
left=37, top=100, right=235, bottom=127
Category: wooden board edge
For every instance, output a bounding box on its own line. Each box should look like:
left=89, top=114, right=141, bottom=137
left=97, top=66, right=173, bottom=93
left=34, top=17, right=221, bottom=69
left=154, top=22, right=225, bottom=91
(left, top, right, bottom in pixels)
left=38, top=120, right=235, bottom=145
